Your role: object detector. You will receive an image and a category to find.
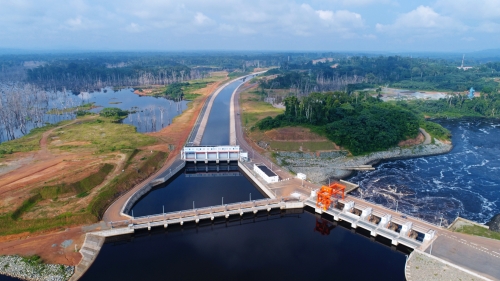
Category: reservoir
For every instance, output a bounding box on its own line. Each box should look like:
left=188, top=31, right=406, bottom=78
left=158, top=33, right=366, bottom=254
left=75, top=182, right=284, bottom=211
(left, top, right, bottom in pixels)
left=81, top=209, right=408, bottom=281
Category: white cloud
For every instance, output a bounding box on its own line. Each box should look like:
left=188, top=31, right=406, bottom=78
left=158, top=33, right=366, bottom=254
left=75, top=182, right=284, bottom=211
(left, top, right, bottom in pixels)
left=376, top=6, right=466, bottom=34
left=193, top=12, right=213, bottom=26
left=435, top=0, right=500, bottom=20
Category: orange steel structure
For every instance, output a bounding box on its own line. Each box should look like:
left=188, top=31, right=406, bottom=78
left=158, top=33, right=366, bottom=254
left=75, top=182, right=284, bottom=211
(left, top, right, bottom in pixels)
left=316, top=182, right=345, bottom=210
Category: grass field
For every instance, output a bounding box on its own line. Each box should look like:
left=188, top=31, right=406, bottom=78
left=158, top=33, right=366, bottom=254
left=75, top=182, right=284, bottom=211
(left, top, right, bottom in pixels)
left=0, top=122, right=67, bottom=155
left=49, top=117, right=157, bottom=154
left=454, top=225, right=500, bottom=241
left=240, top=86, right=340, bottom=152
left=240, top=89, right=283, bottom=129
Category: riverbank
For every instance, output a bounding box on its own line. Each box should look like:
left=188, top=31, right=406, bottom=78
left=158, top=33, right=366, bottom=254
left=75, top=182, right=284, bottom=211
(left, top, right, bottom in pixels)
left=0, top=255, right=73, bottom=281
left=275, top=138, right=452, bottom=183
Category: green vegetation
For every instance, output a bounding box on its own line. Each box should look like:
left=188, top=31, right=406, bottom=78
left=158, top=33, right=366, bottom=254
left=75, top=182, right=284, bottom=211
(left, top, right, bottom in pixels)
left=0, top=212, right=94, bottom=236
left=228, top=70, right=252, bottom=79
left=99, top=107, right=128, bottom=119
left=0, top=150, right=165, bottom=235
left=402, top=91, right=500, bottom=118
left=88, top=151, right=167, bottom=219
left=10, top=163, right=114, bottom=221
left=454, top=225, right=500, bottom=241
left=420, top=120, right=451, bottom=140
left=21, top=255, right=43, bottom=266
left=262, top=56, right=500, bottom=94
left=0, top=122, right=63, bottom=156
left=256, top=92, right=421, bottom=155
left=47, top=102, right=96, bottom=115
left=39, top=163, right=114, bottom=200
left=51, top=118, right=156, bottom=153
left=11, top=194, right=43, bottom=220
left=241, top=89, right=284, bottom=128
left=164, top=82, right=189, bottom=99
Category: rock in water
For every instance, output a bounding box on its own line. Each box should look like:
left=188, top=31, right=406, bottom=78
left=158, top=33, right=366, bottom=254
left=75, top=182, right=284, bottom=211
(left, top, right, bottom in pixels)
left=486, top=213, right=500, bottom=232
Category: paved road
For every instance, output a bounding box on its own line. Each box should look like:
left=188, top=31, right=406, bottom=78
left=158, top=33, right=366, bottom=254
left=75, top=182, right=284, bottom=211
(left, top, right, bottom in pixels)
left=425, top=233, right=500, bottom=280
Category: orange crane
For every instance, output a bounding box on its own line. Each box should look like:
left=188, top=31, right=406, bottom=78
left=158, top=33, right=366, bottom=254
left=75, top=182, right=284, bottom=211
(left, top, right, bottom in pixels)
left=316, top=182, right=345, bottom=210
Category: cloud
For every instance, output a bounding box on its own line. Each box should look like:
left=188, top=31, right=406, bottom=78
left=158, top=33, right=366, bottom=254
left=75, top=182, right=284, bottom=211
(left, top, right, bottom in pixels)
left=376, top=6, right=466, bottom=34
left=193, top=12, right=213, bottom=26
left=435, top=0, right=500, bottom=20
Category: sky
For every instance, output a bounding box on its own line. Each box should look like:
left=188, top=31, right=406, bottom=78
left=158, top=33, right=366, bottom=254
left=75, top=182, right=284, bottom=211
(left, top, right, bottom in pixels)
left=1, top=0, right=499, bottom=52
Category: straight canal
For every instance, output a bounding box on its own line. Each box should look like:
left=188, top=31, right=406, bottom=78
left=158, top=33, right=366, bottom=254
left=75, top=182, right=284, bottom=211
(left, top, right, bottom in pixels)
left=80, top=76, right=409, bottom=281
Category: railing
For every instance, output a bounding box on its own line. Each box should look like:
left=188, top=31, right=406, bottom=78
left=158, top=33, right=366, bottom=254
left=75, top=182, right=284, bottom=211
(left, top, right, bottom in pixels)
left=130, top=198, right=282, bottom=222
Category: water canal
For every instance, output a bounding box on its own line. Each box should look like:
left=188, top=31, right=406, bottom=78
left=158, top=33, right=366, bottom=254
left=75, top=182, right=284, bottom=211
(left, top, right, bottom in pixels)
left=80, top=76, right=409, bottom=281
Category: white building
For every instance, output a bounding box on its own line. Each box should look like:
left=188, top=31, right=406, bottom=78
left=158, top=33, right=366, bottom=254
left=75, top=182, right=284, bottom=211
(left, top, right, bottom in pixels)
left=253, top=164, right=279, bottom=183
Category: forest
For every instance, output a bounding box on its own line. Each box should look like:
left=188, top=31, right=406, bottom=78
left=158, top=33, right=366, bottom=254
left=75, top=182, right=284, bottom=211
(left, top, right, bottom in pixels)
left=257, top=92, right=423, bottom=155
left=260, top=56, right=500, bottom=96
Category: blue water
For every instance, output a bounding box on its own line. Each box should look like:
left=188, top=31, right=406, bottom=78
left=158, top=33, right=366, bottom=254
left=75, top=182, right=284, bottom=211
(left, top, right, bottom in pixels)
left=350, top=118, right=500, bottom=226
left=0, top=87, right=187, bottom=143
left=200, top=78, right=247, bottom=146
left=81, top=87, right=188, bottom=133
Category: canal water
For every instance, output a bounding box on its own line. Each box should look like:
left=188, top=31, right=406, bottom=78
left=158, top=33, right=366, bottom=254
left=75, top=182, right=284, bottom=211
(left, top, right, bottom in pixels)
left=81, top=210, right=408, bottom=281
left=350, top=118, right=500, bottom=226
left=80, top=75, right=408, bottom=281
left=129, top=164, right=265, bottom=217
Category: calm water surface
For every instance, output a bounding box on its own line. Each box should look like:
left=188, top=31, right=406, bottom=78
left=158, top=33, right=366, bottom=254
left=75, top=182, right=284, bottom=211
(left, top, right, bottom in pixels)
left=0, top=87, right=187, bottom=143
left=129, top=164, right=265, bottom=217
left=81, top=210, right=407, bottom=281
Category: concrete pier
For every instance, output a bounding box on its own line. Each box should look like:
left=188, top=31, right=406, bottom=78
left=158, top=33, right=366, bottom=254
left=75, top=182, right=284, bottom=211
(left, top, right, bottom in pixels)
left=304, top=197, right=434, bottom=249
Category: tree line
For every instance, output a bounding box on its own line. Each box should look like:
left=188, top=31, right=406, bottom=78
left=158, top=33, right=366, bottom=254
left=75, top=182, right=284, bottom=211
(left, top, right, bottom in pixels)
left=257, top=92, right=423, bottom=155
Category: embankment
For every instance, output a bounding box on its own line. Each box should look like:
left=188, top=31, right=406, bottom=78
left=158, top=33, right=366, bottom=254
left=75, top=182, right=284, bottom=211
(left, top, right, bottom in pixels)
left=0, top=255, right=74, bottom=281
left=275, top=139, right=452, bottom=183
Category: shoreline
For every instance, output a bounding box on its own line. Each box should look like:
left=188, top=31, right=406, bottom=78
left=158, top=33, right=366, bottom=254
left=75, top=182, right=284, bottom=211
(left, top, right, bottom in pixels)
left=275, top=139, right=453, bottom=183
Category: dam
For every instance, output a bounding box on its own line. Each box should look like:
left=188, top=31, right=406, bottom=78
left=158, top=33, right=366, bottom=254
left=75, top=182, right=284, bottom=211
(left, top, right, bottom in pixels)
left=71, top=72, right=470, bottom=281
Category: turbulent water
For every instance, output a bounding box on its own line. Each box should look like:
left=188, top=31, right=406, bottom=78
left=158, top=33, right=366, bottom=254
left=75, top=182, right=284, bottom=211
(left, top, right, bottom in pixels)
left=350, top=118, right=500, bottom=226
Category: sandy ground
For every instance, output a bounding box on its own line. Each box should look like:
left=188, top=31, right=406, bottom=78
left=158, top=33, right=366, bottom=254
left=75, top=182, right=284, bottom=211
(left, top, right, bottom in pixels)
left=0, top=78, right=230, bottom=265
left=0, top=227, right=85, bottom=265
left=264, top=127, right=329, bottom=142
left=0, top=117, right=127, bottom=216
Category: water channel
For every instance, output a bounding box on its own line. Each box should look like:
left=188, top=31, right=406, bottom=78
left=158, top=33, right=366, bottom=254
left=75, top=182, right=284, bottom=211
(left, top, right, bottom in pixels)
left=79, top=77, right=409, bottom=281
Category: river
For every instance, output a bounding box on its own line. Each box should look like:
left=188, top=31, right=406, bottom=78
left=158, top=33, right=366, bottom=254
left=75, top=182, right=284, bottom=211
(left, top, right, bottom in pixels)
left=350, top=118, right=500, bottom=226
